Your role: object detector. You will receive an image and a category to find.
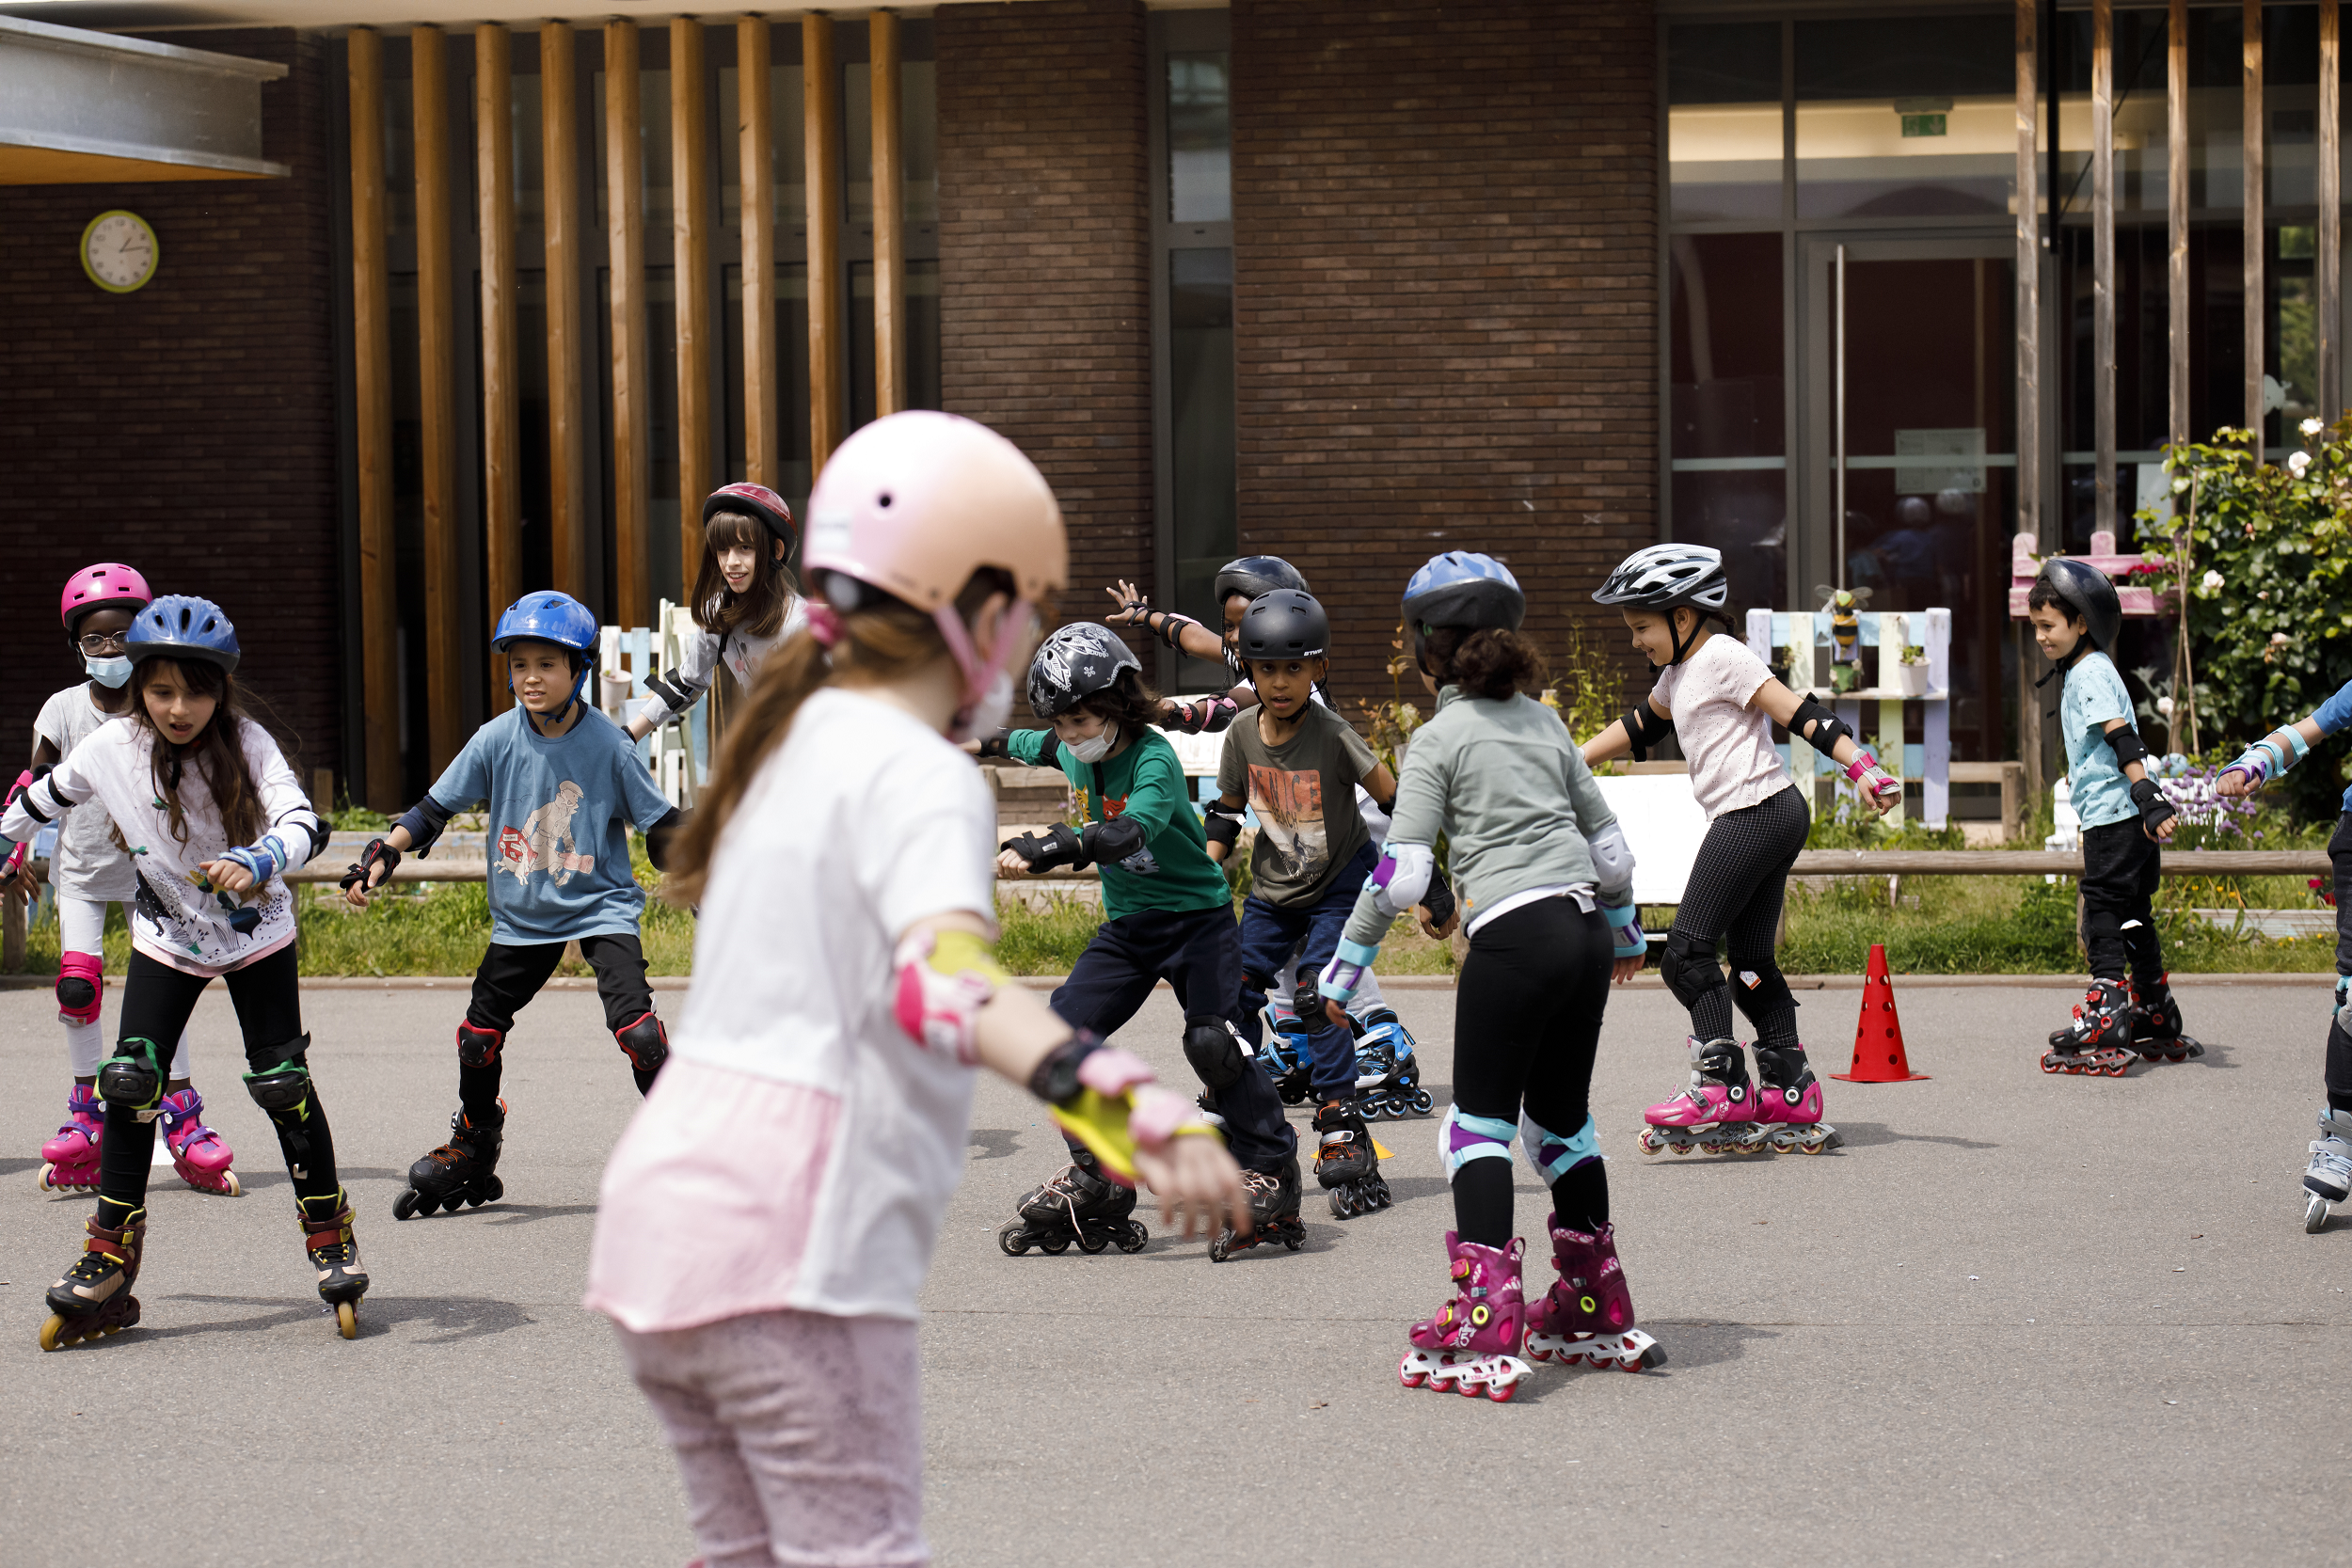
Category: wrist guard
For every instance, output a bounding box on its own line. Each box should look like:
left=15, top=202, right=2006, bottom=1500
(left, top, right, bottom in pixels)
left=2222, top=729, right=2310, bottom=792
left=1030, top=1031, right=1215, bottom=1188
left=1422, top=868, right=1456, bottom=927
left=1150, top=610, right=1202, bottom=653
left=2131, top=776, right=2179, bottom=836
left=644, top=808, right=686, bottom=873
left=893, top=927, right=1011, bottom=1065
left=1601, top=901, right=1646, bottom=960
left=1843, top=750, right=1901, bottom=810
left=1168, top=694, right=1239, bottom=735
left=976, top=736, right=1012, bottom=760
left=339, top=837, right=400, bottom=893
left=1622, top=703, right=1674, bottom=763
left=220, top=834, right=289, bottom=886
left=1318, top=938, right=1381, bottom=1006
left=1001, top=821, right=1089, bottom=872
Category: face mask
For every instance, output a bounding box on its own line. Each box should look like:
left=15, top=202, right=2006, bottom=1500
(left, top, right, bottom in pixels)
left=1066, top=723, right=1118, bottom=765
left=85, top=655, right=133, bottom=689
left=950, top=668, right=1016, bottom=746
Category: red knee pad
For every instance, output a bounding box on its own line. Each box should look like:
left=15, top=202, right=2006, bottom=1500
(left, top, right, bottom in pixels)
left=56, top=951, right=103, bottom=1026
left=456, top=1021, right=504, bottom=1069
left=614, top=1012, right=668, bottom=1073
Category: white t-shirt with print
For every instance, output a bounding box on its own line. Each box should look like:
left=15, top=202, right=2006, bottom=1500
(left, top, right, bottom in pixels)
left=587, top=686, right=1000, bottom=1328
left=33, top=685, right=140, bottom=901
left=1649, top=631, right=1792, bottom=820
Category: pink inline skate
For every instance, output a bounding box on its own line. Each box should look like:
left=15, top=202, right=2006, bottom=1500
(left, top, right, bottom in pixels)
left=1637, top=1037, right=1766, bottom=1157
left=38, top=1085, right=104, bottom=1193
left=1525, top=1213, right=1665, bottom=1371
left=1399, top=1232, right=1530, bottom=1402
left=157, top=1089, right=241, bottom=1196
left=1749, top=1041, right=1839, bottom=1153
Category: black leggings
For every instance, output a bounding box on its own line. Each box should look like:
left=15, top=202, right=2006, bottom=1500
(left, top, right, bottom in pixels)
left=1450, top=896, right=1613, bottom=1247
left=461, top=934, right=660, bottom=1119
left=1667, top=784, right=1810, bottom=1050
left=2327, top=815, right=2352, bottom=1113
left=102, top=943, right=340, bottom=1210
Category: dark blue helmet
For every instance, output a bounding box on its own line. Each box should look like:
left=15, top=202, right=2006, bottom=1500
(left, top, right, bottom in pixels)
left=1402, top=551, right=1524, bottom=635
left=2034, top=557, right=2122, bottom=652
left=1214, top=555, right=1309, bottom=608
left=1237, top=589, right=1328, bottom=662
left=494, top=591, right=599, bottom=708
left=128, top=594, right=240, bottom=674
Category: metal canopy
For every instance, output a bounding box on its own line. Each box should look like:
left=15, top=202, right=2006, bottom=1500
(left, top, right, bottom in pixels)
left=0, top=15, right=285, bottom=184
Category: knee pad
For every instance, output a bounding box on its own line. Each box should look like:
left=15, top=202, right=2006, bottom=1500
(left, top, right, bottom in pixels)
left=1292, top=963, right=1327, bottom=1026
left=1659, top=928, right=1724, bottom=1010
left=1183, top=1020, right=1248, bottom=1090
left=1727, top=963, right=1795, bottom=1025
left=1439, top=1105, right=1517, bottom=1179
left=56, top=951, right=103, bottom=1026
left=456, top=1021, right=504, bottom=1069
left=615, top=1012, right=669, bottom=1073
left=1518, top=1111, right=1599, bottom=1184
left=98, top=1036, right=167, bottom=1118
left=244, top=1036, right=314, bottom=1117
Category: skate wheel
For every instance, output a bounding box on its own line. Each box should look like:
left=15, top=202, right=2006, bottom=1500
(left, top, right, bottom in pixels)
left=2308, top=1194, right=2332, bottom=1235
left=1411, top=1090, right=1433, bottom=1115
left=37, top=1163, right=56, bottom=1192
left=1329, top=1188, right=1353, bottom=1221
left=38, top=1313, right=70, bottom=1352
left=1040, top=1235, right=1071, bottom=1256
left=482, top=1175, right=503, bottom=1203
left=996, top=1222, right=1032, bottom=1257
left=2104, top=1060, right=2129, bottom=1077
left=1486, top=1381, right=1518, bottom=1403
left=1668, top=1141, right=1693, bottom=1156
left=2040, top=1058, right=2060, bottom=1074
left=336, top=1301, right=358, bottom=1339
left=392, top=1189, right=420, bottom=1222
left=1209, top=1232, right=1232, bottom=1263
left=1118, top=1224, right=1149, bottom=1254
left=465, top=1187, right=489, bottom=1208
left=1077, top=1230, right=1109, bottom=1255
left=219, top=1170, right=242, bottom=1197
left=1798, top=1138, right=1826, bottom=1156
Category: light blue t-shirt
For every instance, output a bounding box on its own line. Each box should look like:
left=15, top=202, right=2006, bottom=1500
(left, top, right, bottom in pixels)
left=425, top=706, right=675, bottom=945
left=2312, top=679, right=2352, bottom=811
left=2061, top=650, right=2137, bottom=830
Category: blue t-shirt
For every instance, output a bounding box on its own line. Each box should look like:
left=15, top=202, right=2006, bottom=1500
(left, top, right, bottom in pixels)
left=2312, top=678, right=2352, bottom=810
left=2060, top=650, right=2137, bottom=830
left=425, top=707, right=675, bottom=944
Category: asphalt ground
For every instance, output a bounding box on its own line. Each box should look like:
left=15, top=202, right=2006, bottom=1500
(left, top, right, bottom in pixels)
left=1, top=976, right=2345, bottom=1567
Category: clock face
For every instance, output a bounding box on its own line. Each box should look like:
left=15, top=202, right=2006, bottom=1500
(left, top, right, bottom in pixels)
left=82, top=211, right=158, bottom=293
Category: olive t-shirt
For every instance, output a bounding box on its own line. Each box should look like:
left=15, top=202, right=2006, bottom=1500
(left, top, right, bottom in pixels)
left=1216, top=702, right=1380, bottom=907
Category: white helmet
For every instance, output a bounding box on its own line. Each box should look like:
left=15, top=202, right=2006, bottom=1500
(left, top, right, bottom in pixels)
left=1592, top=544, right=1729, bottom=612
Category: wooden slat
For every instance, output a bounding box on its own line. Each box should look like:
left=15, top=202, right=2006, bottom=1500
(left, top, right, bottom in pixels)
left=412, top=24, right=464, bottom=770
left=542, top=21, right=587, bottom=600
left=739, top=15, right=777, bottom=485
left=2324, top=0, right=2343, bottom=426
left=348, top=29, right=400, bottom=809
left=606, top=20, right=653, bottom=628
left=478, top=22, right=519, bottom=714
left=2014, top=0, right=2041, bottom=546
left=871, top=8, right=906, bottom=418
left=2246, top=0, right=2266, bottom=441
left=2092, top=0, right=2116, bottom=535
left=672, top=16, right=713, bottom=593
left=804, top=11, right=844, bottom=464
left=1792, top=850, right=2330, bottom=877
left=2169, top=0, right=2189, bottom=449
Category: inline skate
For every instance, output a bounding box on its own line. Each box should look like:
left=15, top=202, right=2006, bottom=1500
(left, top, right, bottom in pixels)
left=299, top=1188, right=369, bottom=1338
left=1312, top=1100, right=1391, bottom=1219
left=37, top=1084, right=103, bottom=1193
left=1751, top=1041, right=1839, bottom=1154
left=1351, top=1008, right=1433, bottom=1120
left=1637, top=1037, right=1766, bottom=1156
left=1524, top=1213, right=1665, bottom=1372
left=2304, top=1107, right=2352, bottom=1233
left=2130, top=974, right=2206, bottom=1063
left=156, top=1087, right=241, bottom=1196
left=39, top=1207, right=146, bottom=1352
left=2042, top=979, right=2138, bottom=1076
left=1210, top=1154, right=1306, bottom=1261
left=1399, top=1232, right=1530, bottom=1402
left=1253, top=1002, right=1313, bottom=1104
left=393, top=1101, right=505, bottom=1219
left=998, top=1148, right=1150, bottom=1255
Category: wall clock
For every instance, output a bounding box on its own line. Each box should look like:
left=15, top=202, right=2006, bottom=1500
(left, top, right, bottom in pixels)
left=81, top=210, right=159, bottom=293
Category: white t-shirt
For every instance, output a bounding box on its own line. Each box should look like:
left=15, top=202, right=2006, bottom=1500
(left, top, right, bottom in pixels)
left=634, top=598, right=807, bottom=728
left=1649, top=632, right=1791, bottom=820
left=33, top=685, right=139, bottom=901
left=586, top=686, right=999, bottom=1328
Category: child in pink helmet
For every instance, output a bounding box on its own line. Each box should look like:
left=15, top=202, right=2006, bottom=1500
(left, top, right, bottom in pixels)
left=10, top=565, right=226, bottom=1197
left=587, top=412, right=1248, bottom=1566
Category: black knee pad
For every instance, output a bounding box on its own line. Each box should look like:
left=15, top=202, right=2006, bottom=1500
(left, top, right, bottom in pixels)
left=615, top=1011, right=669, bottom=1073
left=1659, top=929, right=1724, bottom=1010
left=245, top=1035, right=314, bottom=1117
left=1728, top=962, right=1795, bottom=1024
left=457, top=1021, right=504, bottom=1069
left=1184, top=1020, right=1248, bottom=1090
left=56, top=973, right=99, bottom=1015
left=98, top=1037, right=166, bottom=1117
left=1292, top=963, right=1327, bottom=1024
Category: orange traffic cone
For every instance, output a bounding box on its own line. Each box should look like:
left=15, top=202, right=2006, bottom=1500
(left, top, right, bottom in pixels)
left=1833, top=942, right=1930, bottom=1083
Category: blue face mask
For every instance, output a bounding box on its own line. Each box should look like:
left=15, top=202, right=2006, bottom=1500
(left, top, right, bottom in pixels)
left=85, top=655, right=133, bottom=689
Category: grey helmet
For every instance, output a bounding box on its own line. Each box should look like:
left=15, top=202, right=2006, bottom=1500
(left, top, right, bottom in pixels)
left=1026, top=622, right=1141, bottom=719
left=1213, top=555, right=1309, bottom=607
left=2034, top=557, right=2122, bottom=653
left=1236, top=589, right=1328, bottom=662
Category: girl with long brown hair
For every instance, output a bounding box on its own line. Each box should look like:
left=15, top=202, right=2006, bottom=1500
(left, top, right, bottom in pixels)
left=626, top=482, right=807, bottom=741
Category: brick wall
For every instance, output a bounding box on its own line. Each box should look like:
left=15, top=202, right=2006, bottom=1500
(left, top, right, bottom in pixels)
left=936, top=0, right=1153, bottom=650
left=0, top=30, right=342, bottom=793
left=1232, top=0, right=1660, bottom=708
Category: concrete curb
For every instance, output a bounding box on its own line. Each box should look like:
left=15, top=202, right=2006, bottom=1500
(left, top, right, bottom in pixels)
left=3, top=971, right=2328, bottom=991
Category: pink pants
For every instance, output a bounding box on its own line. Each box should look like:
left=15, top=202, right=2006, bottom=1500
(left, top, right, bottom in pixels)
left=617, top=1309, right=927, bottom=1568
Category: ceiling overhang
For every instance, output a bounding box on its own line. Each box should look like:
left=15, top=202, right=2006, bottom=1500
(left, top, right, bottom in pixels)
left=0, top=14, right=285, bottom=184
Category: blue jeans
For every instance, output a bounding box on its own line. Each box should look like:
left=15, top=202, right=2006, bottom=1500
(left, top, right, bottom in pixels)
left=1235, top=840, right=1379, bottom=1103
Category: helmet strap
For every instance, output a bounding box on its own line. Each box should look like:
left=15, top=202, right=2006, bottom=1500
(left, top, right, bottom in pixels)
left=931, top=596, right=1034, bottom=728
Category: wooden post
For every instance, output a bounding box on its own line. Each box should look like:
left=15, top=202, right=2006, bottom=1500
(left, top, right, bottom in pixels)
left=607, top=20, right=653, bottom=628
left=2246, top=0, right=2266, bottom=444
left=739, top=15, right=778, bottom=485
left=2015, top=0, right=2042, bottom=551
left=804, top=11, right=845, bottom=464
left=2324, top=0, right=2343, bottom=427
left=413, top=25, right=464, bottom=771
left=478, top=23, right=520, bottom=711
left=348, top=29, right=401, bottom=810
left=871, top=8, right=906, bottom=418
left=542, top=21, right=588, bottom=601
left=673, top=16, right=714, bottom=593
left=2092, top=0, right=2116, bottom=536
left=2169, top=0, right=2190, bottom=451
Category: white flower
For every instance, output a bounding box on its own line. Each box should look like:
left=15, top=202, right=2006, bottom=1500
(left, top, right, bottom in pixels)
left=2289, top=451, right=2312, bottom=478
left=2303, top=417, right=2326, bottom=437
left=2172, top=476, right=2191, bottom=494
left=2201, top=569, right=2225, bottom=591
left=2273, top=631, right=2292, bottom=643
left=2156, top=696, right=2175, bottom=716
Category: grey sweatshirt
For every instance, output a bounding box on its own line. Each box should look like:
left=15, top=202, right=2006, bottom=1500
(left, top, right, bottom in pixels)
left=1342, top=686, right=1623, bottom=948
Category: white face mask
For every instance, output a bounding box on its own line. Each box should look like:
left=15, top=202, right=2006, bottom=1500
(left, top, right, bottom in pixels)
left=85, top=655, right=134, bottom=689
left=951, top=667, right=1016, bottom=746
left=1066, top=723, right=1118, bottom=765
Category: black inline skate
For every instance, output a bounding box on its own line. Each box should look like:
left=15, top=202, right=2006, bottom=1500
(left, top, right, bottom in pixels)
left=1350, top=1008, right=1434, bottom=1121
left=2042, top=979, right=2138, bottom=1076
left=2129, top=974, right=2206, bottom=1063
left=299, top=1188, right=370, bottom=1339
left=393, top=1101, right=506, bottom=1219
left=998, top=1148, right=1150, bottom=1256
left=1313, top=1100, right=1392, bottom=1218
left=1210, top=1154, right=1307, bottom=1261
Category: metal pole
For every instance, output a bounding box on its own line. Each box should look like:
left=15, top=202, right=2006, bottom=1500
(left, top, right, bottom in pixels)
left=1836, top=241, right=1848, bottom=590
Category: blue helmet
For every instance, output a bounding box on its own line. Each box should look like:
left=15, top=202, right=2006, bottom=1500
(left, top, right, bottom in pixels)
left=1402, top=551, right=1524, bottom=635
left=128, top=594, right=240, bottom=675
left=493, top=591, right=598, bottom=709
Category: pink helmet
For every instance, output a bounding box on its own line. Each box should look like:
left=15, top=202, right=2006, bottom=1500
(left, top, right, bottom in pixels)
left=60, top=563, right=152, bottom=631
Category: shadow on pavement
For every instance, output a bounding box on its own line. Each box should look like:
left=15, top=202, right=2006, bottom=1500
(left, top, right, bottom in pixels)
left=1633, top=1318, right=1780, bottom=1372
left=137, top=1291, right=532, bottom=1343
left=966, top=1129, right=1022, bottom=1163
left=1833, top=1121, right=1999, bottom=1151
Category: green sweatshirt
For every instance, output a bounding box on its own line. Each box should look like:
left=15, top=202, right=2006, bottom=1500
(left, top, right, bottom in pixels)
left=1342, top=686, right=1620, bottom=947
left=1007, top=725, right=1232, bottom=921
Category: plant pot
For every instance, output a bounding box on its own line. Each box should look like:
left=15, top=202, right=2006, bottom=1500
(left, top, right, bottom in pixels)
left=1895, top=662, right=1930, bottom=696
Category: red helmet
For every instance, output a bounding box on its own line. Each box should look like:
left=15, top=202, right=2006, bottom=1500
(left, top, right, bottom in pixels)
left=60, top=563, right=152, bottom=632
left=703, top=482, right=797, bottom=554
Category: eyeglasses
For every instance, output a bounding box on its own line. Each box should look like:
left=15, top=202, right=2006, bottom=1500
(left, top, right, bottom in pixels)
left=76, top=632, right=128, bottom=654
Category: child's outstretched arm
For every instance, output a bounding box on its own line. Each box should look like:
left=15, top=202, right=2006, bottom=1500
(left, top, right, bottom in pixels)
left=1581, top=696, right=1673, bottom=768
left=1750, top=679, right=1901, bottom=816
left=2101, top=717, right=2179, bottom=843
left=1103, top=578, right=1226, bottom=665
left=2217, top=716, right=2328, bottom=800
left=894, top=911, right=1249, bottom=1239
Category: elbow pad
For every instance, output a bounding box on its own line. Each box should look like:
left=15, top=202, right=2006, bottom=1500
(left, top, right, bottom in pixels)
left=1367, top=841, right=1435, bottom=920
left=1623, top=704, right=1674, bottom=764
left=640, top=668, right=697, bottom=723
left=644, top=808, right=686, bottom=872
left=2104, top=725, right=2151, bottom=769
left=1081, top=816, right=1152, bottom=872
left=1583, top=820, right=1635, bottom=905
left=393, top=795, right=455, bottom=857
left=1201, top=800, right=1245, bottom=849
left=1790, top=697, right=1853, bottom=753
left=275, top=806, right=328, bottom=864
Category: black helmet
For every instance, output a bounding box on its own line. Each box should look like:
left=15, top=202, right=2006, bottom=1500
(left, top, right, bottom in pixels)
left=1236, top=590, right=1328, bottom=662
left=1213, top=555, right=1309, bottom=608
left=2034, top=558, right=2122, bottom=652
left=1027, top=622, right=1141, bottom=719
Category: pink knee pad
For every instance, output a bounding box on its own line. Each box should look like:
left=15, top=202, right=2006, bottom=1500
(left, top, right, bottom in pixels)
left=56, top=951, right=103, bottom=1027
